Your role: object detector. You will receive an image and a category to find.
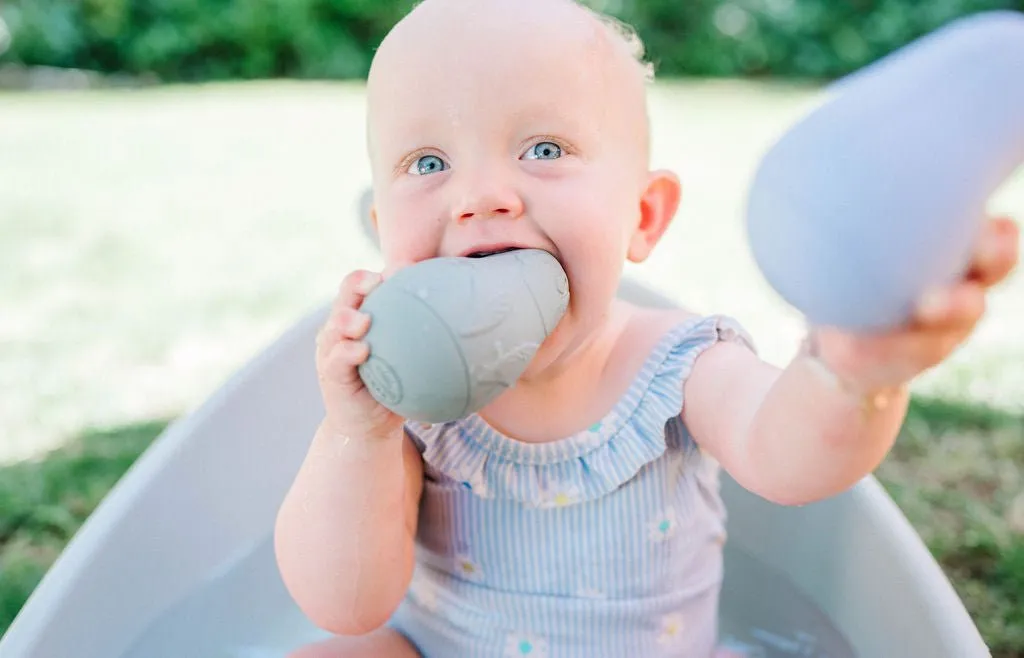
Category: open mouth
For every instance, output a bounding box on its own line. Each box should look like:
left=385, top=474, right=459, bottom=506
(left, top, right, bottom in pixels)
left=465, top=247, right=523, bottom=258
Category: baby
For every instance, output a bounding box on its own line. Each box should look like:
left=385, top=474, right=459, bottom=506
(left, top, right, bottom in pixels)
left=274, top=0, right=1020, bottom=656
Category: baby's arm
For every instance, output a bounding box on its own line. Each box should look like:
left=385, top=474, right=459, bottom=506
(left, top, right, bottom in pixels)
left=684, top=215, right=1016, bottom=506
left=274, top=268, right=423, bottom=636
left=684, top=215, right=1011, bottom=505
left=683, top=340, right=908, bottom=506
left=275, top=425, right=422, bottom=635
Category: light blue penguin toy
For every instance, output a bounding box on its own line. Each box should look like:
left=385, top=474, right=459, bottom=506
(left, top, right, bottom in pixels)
left=746, top=11, right=1024, bottom=331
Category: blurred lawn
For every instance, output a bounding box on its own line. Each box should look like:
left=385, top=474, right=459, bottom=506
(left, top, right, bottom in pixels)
left=0, top=80, right=1022, bottom=654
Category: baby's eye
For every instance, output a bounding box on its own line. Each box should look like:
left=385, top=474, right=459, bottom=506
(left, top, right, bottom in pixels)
left=522, top=141, right=562, bottom=160
left=408, top=154, right=448, bottom=175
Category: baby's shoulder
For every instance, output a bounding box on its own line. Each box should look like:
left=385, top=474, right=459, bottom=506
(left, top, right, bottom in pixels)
left=599, top=302, right=699, bottom=382
left=630, top=303, right=698, bottom=330
left=615, top=301, right=699, bottom=348
left=611, top=300, right=757, bottom=371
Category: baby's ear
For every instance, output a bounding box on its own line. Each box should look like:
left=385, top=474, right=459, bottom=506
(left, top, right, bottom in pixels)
left=627, top=169, right=681, bottom=263
left=358, top=187, right=380, bottom=243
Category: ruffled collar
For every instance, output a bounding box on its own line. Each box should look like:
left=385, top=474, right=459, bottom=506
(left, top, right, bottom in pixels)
left=405, top=316, right=737, bottom=506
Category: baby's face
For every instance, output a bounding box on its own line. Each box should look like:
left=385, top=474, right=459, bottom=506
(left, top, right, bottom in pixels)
left=365, top=0, right=678, bottom=373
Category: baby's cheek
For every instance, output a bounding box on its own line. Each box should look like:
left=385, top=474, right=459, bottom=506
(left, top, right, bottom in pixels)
left=553, top=195, right=629, bottom=265
left=571, top=222, right=630, bottom=271
left=381, top=217, right=444, bottom=262
left=559, top=242, right=627, bottom=314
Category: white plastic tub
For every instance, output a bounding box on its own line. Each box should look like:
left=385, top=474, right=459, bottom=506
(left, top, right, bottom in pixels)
left=0, top=275, right=990, bottom=657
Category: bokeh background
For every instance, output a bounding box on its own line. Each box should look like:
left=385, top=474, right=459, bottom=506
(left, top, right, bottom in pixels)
left=1, top=0, right=1023, bottom=654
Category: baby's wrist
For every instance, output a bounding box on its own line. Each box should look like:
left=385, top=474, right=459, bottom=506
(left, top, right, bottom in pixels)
left=318, top=419, right=402, bottom=447
left=309, top=421, right=405, bottom=467
left=797, top=328, right=906, bottom=414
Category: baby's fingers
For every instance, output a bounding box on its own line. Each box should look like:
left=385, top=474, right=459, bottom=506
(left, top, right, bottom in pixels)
left=336, top=269, right=383, bottom=311
left=913, top=281, right=986, bottom=331
left=315, top=268, right=380, bottom=380
left=968, top=216, right=1019, bottom=287
left=320, top=339, right=371, bottom=388
left=315, top=318, right=370, bottom=391
left=317, top=309, right=371, bottom=365
left=337, top=307, right=372, bottom=340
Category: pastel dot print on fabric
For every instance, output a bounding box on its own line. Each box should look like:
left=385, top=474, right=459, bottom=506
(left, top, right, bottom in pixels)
left=504, top=633, right=548, bottom=658
left=462, top=469, right=491, bottom=498
left=649, top=507, right=679, bottom=542
left=535, top=481, right=582, bottom=509
left=454, top=553, right=484, bottom=582
left=658, top=613, right=685, bottom=646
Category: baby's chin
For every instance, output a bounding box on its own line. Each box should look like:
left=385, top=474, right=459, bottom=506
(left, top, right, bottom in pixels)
left=522, top=307, right=606, bottom=378
left=509, top=318, right=571, bottom=381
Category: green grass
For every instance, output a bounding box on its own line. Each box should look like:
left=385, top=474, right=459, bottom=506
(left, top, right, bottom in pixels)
left=0, top=80, right=1021, bottom=654
left=0, top=419, right=169, bottom=632
left=878, top=399, right=1024, bottom=656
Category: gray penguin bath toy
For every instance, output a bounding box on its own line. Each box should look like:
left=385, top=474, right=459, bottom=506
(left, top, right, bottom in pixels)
left=356, top=248, right=570, bottom=423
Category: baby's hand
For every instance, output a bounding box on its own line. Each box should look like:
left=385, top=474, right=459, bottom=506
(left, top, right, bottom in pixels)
left=315, top=269, right=404, bottom=441
left=812, top=215, right=1019, bottom=394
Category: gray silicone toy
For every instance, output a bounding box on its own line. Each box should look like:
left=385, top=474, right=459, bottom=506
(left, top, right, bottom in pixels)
left=357, top=249, right=570, bottom=423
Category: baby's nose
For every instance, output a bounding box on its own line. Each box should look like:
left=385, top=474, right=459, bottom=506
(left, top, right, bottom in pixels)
left=453, top=182, right=524, bottom=222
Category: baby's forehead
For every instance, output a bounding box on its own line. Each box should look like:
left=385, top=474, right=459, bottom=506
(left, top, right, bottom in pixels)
left=366, top=0, right=648, bottom=151
left=369, top=0, right=645, bottom=95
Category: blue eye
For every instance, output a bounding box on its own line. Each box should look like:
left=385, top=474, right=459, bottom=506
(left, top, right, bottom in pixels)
left=408, top=154, right=448, bottom=175
left=523, top=141, right=562, bottom=160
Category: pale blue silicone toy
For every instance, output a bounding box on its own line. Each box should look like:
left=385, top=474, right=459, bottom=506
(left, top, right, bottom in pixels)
left=357, top=249, right=569, bottom=423
left=746, top=11, right=1024, bottom=331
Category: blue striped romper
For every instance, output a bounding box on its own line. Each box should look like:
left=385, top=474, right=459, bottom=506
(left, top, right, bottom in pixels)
left=387, top=315, right=755, bottom=657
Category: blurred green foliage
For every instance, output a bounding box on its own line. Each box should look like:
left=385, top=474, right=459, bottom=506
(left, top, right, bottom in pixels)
left=0, top=0, right=417, bottom=81
left=1, top=0, right=1022, bottom=81
left=619, top=0, right=1023, bottom=78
